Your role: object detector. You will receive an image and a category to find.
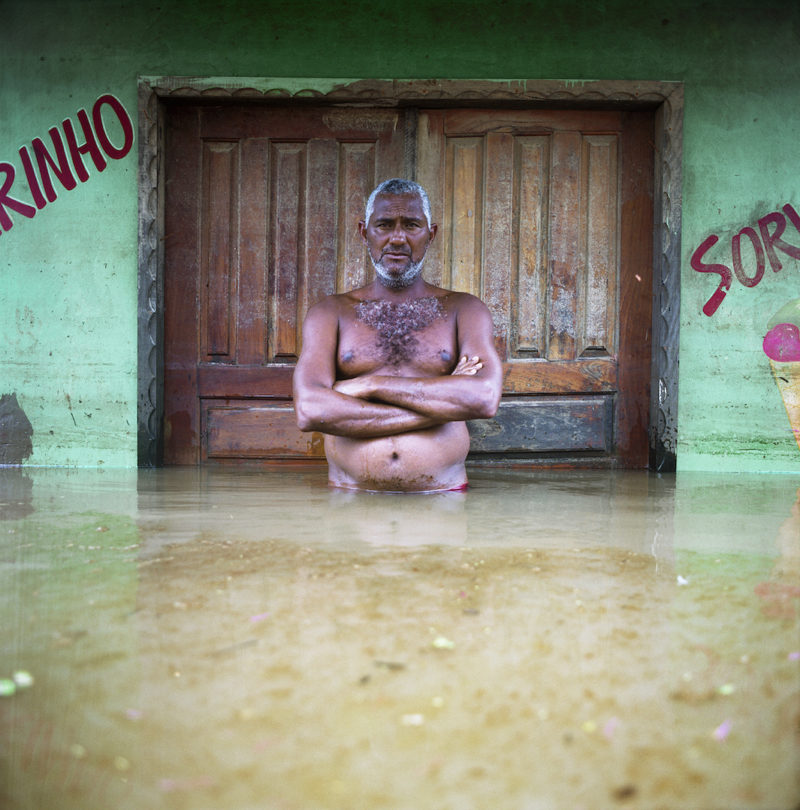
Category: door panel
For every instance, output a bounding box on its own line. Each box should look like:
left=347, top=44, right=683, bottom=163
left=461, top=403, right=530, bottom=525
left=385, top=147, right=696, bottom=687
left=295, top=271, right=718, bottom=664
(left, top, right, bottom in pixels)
left=204, top=402, right=322, bottom=459
left=417, top=108, right=653, bottom=466
left=164, top=103, right=653, bottom=467
left=164, top=105, right=406, bottom=463
left=467, top=396, right=614, bottom=454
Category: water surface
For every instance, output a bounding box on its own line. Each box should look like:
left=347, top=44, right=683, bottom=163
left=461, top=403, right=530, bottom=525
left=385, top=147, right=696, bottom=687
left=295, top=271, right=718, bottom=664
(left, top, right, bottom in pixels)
left=1, top=467, right=798, bottom=809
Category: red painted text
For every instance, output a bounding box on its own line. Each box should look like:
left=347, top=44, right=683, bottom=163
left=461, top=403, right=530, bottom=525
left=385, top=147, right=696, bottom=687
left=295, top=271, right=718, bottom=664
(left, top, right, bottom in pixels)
left=692, top=203, right=800, bottom=316
left=0, top=94, right=133, bottom=235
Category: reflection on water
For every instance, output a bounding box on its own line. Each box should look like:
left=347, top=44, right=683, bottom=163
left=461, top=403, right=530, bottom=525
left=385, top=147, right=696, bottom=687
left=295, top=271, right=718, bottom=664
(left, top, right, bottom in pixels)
left=0, top=467, right=798, bottom=809
left=0, top=469, right=34, bottom=521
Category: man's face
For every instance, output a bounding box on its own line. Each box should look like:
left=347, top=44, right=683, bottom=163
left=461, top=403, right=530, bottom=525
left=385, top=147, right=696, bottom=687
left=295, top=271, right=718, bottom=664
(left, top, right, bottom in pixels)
left=359, top=193, right=437, bottom=289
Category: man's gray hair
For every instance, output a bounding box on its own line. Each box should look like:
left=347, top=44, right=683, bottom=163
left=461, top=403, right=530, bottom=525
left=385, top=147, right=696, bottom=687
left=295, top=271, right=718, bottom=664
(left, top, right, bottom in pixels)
left=364, top=178, right=433, bottom=228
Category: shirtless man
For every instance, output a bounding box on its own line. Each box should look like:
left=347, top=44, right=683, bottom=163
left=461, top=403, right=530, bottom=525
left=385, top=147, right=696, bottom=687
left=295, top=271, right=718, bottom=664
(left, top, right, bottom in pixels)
left=293, top=178, right=502, bottom=492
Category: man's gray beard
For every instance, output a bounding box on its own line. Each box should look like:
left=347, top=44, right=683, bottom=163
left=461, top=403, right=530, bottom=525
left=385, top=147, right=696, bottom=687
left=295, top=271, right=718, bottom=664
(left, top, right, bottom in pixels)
left=370, top=253, right=427, bottom=289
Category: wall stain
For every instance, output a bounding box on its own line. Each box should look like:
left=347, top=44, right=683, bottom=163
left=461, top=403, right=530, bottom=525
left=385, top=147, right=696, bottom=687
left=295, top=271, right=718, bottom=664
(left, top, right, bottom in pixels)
left=0, top=393, right=34, bottom=465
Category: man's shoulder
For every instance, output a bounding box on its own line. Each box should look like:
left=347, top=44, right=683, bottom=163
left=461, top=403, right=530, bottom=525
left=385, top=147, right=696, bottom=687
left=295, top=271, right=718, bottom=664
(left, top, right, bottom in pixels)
left=440, top=288, right=490, bottom=313
left=306, top=290, right=360, bottom=317
left=440, top=289, right=494, bottom=334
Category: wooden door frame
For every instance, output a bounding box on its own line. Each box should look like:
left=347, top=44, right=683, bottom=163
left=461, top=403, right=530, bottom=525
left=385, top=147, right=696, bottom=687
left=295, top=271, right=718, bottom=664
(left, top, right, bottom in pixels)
left=137, top=77, right=683, bottom=471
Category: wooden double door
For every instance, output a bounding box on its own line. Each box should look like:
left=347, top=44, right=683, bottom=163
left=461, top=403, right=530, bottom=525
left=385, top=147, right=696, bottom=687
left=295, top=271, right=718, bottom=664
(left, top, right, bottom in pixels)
left=163, top=103, right=653, bottom=467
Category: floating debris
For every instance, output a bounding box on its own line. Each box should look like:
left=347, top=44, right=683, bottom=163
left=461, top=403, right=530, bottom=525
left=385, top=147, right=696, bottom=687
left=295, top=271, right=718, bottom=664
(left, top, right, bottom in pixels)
left=249, top=612, right=270, bottom=623
left=712, top=719, right=732, bottom=741
left=788, top=651, right=800, bottom=661
left=114, top=756, right=131, bottom=772
left=208, top=638, right=259, bottom=658
left=677, top=575, right=689, bottom=586
left=12, top=670, right=33, bottom=689
left=612, top=783, right=638, bottom=801
left=0, top=679, right=16, bottom=697
left=717, top=683, right=736, bottom=696
left=432, top=636, right=455, bottom=650
left=401, top=713, right=425, bottom=726
left=374, top=660, right=406, bottom=671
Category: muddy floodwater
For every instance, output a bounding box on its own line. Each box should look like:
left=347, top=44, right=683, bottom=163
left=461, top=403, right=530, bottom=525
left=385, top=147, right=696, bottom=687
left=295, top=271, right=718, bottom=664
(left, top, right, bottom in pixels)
left=1, top=466, right=798, bottom=810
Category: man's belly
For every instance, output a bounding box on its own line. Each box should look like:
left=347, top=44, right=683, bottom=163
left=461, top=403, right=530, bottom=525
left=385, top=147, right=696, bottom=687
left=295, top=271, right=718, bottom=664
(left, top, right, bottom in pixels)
left=324, top=422, right=471, bottom=493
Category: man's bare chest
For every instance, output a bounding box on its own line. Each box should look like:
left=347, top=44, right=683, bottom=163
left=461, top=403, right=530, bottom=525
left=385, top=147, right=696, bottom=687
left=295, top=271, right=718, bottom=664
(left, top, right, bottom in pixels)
left=337, top=296, right=458, bottom=376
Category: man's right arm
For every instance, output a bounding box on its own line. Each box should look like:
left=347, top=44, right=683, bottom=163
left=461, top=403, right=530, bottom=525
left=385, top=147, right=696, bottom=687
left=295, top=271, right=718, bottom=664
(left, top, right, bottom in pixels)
left=292, top=298, right=442, bottom=438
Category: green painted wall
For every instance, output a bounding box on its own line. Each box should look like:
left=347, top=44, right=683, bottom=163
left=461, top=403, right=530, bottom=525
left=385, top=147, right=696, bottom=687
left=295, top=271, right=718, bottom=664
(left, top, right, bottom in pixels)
left=2, top=0, right=799, bottom=471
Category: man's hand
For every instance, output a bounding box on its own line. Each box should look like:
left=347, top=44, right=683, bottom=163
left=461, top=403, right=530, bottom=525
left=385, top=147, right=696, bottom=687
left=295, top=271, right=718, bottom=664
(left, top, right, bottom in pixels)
left=452, top=355, right=483, bottom=376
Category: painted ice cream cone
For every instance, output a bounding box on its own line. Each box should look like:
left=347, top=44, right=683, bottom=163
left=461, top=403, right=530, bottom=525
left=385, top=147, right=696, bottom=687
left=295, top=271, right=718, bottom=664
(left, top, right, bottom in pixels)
left=768, top=359, right=800, bottom=451
left=763, top=299, right=800, bottom=452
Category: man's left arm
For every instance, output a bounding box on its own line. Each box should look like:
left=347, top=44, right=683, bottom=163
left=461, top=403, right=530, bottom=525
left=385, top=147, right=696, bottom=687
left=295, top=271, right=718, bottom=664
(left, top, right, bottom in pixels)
left=335, top=296, right=503, bottom=422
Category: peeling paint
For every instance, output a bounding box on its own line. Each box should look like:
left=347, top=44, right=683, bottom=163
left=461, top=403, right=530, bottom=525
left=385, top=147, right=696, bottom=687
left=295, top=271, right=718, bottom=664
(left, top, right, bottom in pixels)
left=0, top=394, right=33, bottom=465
